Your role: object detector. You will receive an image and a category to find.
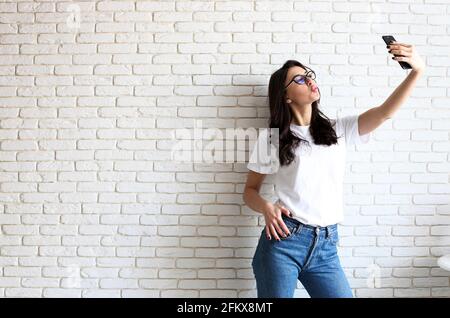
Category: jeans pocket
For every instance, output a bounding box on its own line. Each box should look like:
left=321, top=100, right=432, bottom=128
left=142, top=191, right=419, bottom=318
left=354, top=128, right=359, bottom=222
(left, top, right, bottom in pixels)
left=279, top=223, right=297, bottom=240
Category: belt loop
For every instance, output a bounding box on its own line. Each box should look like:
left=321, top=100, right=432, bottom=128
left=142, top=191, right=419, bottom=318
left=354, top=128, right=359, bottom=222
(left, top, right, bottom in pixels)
left=326, top=226, right=330, bottom=239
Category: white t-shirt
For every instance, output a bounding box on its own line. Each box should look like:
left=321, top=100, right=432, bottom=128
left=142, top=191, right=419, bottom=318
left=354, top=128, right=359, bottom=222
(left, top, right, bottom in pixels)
left=246, top=114, right=371, bottom=227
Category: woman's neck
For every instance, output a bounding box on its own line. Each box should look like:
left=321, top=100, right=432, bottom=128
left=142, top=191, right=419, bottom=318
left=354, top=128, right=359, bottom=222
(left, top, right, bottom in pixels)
left=290, top=105, right=312, bottom=126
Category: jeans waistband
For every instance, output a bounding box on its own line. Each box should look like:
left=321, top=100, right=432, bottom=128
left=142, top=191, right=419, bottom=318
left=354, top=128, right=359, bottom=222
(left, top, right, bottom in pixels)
left=282, top=215, right=337, bottom=233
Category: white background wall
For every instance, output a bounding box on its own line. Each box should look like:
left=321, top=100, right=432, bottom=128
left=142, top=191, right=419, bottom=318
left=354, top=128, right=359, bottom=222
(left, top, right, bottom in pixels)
left=0, top=0, right=449, bottom=298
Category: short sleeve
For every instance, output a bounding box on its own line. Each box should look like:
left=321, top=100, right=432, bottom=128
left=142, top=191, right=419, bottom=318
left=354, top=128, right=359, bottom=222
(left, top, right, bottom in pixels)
left=335, top=114, right=371, bottom=146
left=246, top=128, right=280, bottom=174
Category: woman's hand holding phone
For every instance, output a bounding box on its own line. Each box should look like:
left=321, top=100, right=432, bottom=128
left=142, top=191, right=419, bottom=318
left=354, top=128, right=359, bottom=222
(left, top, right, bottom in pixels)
left=384, top=37, right=425, bottom=73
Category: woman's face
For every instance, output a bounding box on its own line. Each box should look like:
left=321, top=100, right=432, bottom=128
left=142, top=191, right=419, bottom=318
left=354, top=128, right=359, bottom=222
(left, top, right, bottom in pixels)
left=284, top=66, right=320, bottom=106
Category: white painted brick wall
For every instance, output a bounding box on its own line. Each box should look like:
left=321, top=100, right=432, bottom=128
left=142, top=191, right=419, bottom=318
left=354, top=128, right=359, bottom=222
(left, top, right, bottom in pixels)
left=0, top=0, right=449, bottom=298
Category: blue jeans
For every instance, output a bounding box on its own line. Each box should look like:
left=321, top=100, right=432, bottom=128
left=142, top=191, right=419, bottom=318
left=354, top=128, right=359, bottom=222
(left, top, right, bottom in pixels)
left=251, top=215, right=353, bottom=298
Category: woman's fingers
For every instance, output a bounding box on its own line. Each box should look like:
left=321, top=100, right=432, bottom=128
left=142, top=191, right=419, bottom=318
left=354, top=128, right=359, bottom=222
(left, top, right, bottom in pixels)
left=269, top=221, right=290, bottom=241
left=393, top=42, right=412, bottom=48
left=389, top=41, right=411, bottom=47
left=390, top=50, right=412, bottom=57
left=393, top=56, right=410, bottom=62
left=388, top=42, right=424, bottom=72
left=389, top=47, right=412, bottom=53
left=266, top=203, right=293, bottom=241
left=269, top=223, right=281, bottom=241
left=388, top=46, right=412, bottom=53
left=273, top=222, right=286, bottom=239
left=265, top=225, right=271, bottom=240
left=278, top=219, right=291, bottom=236
left=280, top=206, right=292, bottom=217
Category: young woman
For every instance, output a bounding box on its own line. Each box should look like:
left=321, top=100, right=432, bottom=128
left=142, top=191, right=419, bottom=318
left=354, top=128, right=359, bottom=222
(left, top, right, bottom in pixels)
left=243, top=42, right=425, bottom=298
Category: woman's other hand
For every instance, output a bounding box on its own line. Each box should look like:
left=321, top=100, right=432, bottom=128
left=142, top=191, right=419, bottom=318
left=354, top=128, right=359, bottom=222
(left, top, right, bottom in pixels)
left=262, top=202, right=292, bottom=241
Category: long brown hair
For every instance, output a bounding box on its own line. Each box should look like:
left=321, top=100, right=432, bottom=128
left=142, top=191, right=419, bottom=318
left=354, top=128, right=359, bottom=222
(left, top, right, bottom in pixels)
left=268, top=60, right=340, bottom=167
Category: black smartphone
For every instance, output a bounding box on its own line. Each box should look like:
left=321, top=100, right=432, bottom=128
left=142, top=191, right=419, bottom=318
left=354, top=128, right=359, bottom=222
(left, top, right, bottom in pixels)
left=382, top=35, right=412, bottom=69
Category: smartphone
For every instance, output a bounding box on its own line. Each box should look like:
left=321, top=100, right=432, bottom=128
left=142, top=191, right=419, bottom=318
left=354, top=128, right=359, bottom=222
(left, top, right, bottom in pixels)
left=382, top=35, right=412, bottom=69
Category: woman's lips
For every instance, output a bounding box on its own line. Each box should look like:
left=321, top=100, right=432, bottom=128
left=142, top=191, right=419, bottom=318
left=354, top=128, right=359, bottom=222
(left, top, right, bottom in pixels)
left=311, top=86, right=318, bottom=92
